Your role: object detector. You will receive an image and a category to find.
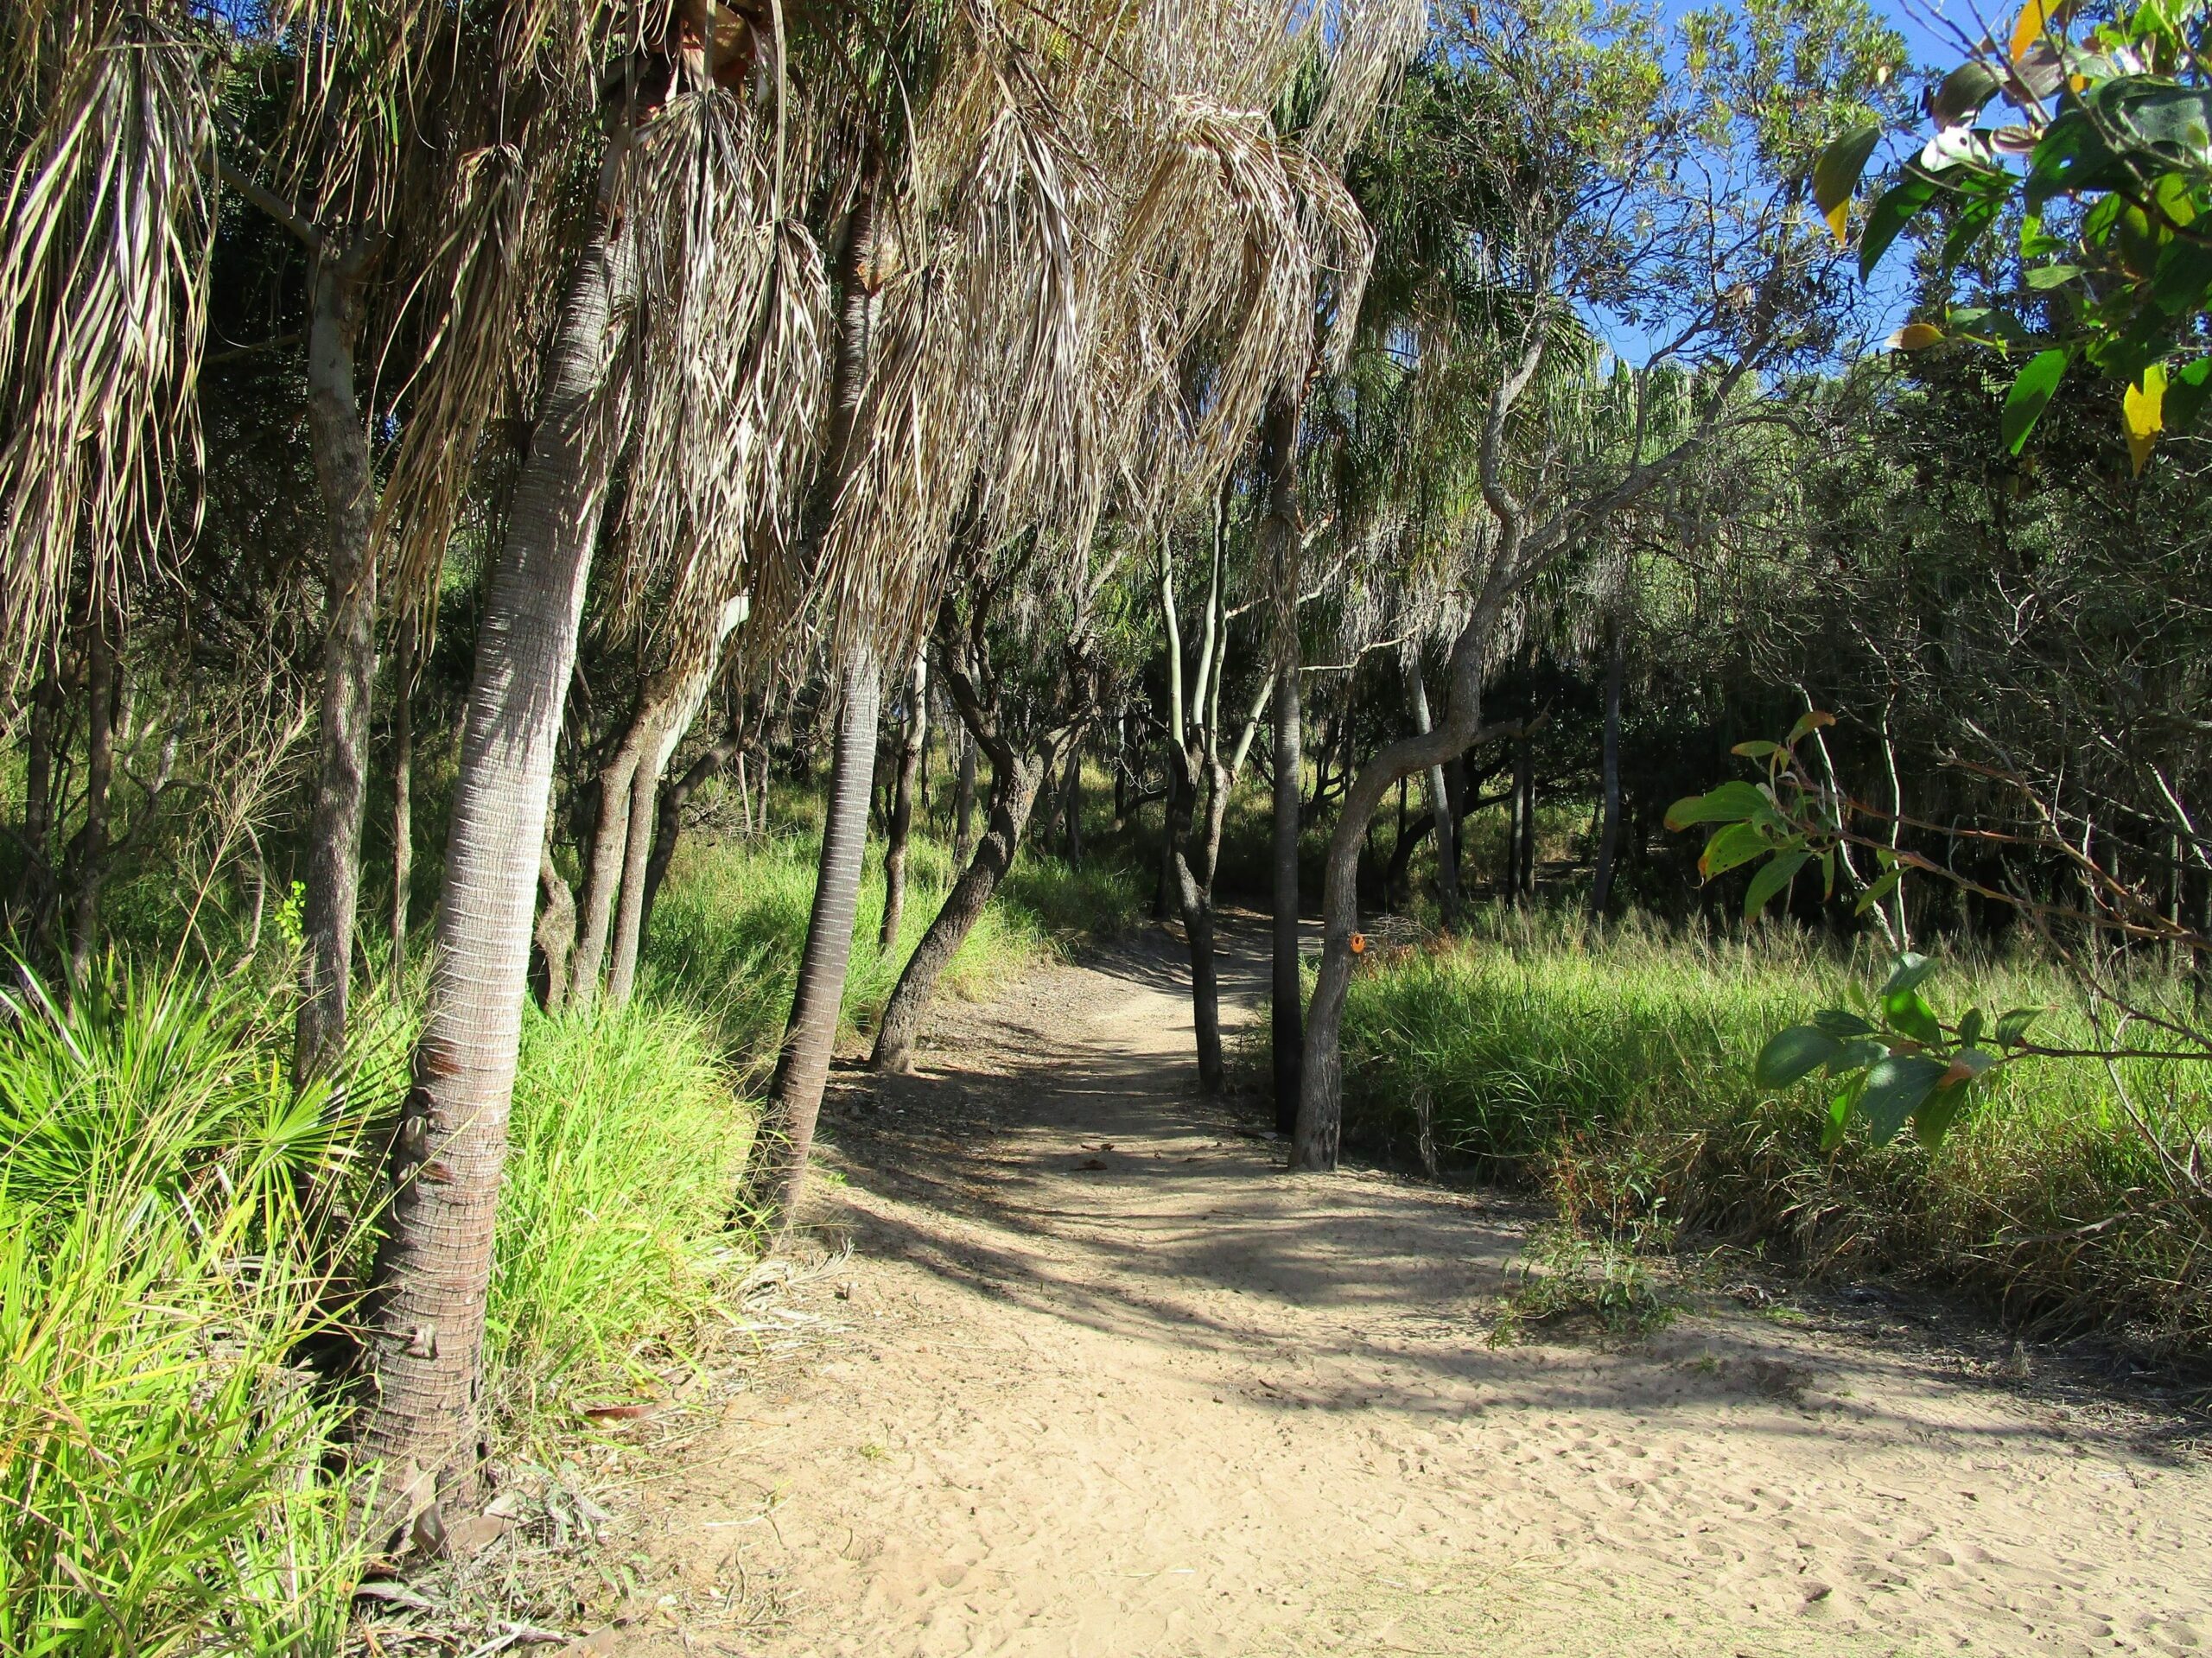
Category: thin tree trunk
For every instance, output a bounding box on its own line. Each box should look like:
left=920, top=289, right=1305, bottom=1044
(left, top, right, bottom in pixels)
left=1154, top=761, right=1181, bottom=922
left=67, top=602, right=117, bottom=986
left=872, top=751, right=1046, bottom=1074
left=296, top=251, right=379, bottom=1086
left=605, top=725, right=666, bottom=1008
left=568, top=715, right=650, bottom=1007
left=534, top=845, right=575, bottom=1015
left=952, top=725, right=976, bottom=866
left=1404, top=656, right=1459, bottom=924
left=391, top=623, right=416, bottom=984
left=1113, top=708, right=1128, bottom=833
left=16, top=660, right=60, bottom=937
left=1588, top=618, right=1624, bottom=918
left=639, top=715, right=743, bottom=934
left=1173, top=757, right=1231, bottom=1092
left=879, top=651, right=926, bottom=951
left=1061, top=743, right=1082, bottom=862
left=1271, top=670, right=1302, bottom=1134
left=742, top=645, right=880, bottom=1244
left=361, top=227, right=632, bottom=1541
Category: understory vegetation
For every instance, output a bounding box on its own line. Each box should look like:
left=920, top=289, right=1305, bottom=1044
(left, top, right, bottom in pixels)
left=0, top=816, right=1138, bottom=1655
left=1325, top=912, right=2212, bottom=1353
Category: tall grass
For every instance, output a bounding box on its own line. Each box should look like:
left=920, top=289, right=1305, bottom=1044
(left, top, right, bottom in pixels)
left=1332, top=907, right=2212, bottom=1352
left=0, top=967, right=378, bottom=1656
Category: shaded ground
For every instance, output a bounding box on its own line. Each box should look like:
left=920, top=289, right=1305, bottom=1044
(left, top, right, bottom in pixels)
left=601, top=926, right=2212, bottom=1657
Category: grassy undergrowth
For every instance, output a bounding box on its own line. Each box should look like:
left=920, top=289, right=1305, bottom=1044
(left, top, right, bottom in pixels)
left=1331, top=908, right=2212, bottom=1354
left=3, top=810, right=1140, bottom=1652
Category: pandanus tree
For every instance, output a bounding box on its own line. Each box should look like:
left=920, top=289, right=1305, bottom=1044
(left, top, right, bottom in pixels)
left=1290, top=0, right=1908, bottom=1170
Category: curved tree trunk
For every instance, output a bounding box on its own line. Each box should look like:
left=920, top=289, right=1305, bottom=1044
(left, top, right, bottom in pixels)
left=871, top=752, right=1046, bottom=1074
left=1589, top=617, right=1624, bottom=918
left=296, top=251, right=378, bottom=1086
left=741, top=645, right=881, bottom=1244
left=1270, top=670, right=1302, bottom=1134
left=534, top=845, right=576, bottom=1014
left=878, top=651, right=927, bottom=951
left=360, top=230, right=631, bottom=1543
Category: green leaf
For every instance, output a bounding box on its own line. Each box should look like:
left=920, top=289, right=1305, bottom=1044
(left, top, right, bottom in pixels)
left=1993, top=1006, right=2046, bottom=1046
left=1812, top=1007, right=1876, bottom=1039
left=1786, top=708, right=1835, bottom=745
left=1929, top=60, right=2003, bottom=127
left=2025, top=263, right=2083, bottom=289
left=1942, top=193, right=2005, bottom=268
left=2165, top=355, right=2212, bottom=429
left=1860, top=175, right=1938, bottom=279
left=1756, top=1025, right=1841, bottom=1089
left=1878, top=953, right=1936, bottom=998
left=1731, top=740, right=1782, bottom=759
left=1815, top=122, right=1883, bottom=223
left=1700, top=821, right=1771, bottom=880
left=1829, top=1037, right=1891, bottom=1075
left=1818, top=847, right=1836, bottom=899
left=1855, top=864, right=1904, bottom=914
left=2003, top=349, right=2069, bottom=454
left=1665, top=780, right=1772, bottom=831
left=1957, top=1007, right=1985, bottom=1048
left=1882, top=988, right=1944, bottom=1048
left=1745, top=849, right=1811, bottom=917
left=1823, top=1073, right=1864, bottom=1152
left=1856, top=1055, right=1950, bottom=1145
left=1912, top=1080, right=1970, bottom=1146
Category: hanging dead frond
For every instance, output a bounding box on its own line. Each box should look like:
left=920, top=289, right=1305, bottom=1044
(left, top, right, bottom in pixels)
left=0, top=3, right=214, bottom=689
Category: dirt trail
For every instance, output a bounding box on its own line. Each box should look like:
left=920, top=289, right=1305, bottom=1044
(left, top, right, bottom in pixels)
left=617, top=930, right=2212, bottom=1657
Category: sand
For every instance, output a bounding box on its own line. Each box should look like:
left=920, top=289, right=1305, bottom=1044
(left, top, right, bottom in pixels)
left=604, top=929, right=2211, bottom=1657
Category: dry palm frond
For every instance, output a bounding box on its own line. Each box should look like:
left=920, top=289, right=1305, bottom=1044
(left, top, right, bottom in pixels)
left=609, top=86, right=831, bottom=676
left=0, top=5, right=214, bottom=690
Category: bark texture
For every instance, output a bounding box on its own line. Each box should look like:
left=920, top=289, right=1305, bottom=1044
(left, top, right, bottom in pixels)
left=1404, top=657, right=1460, bottom=924
left=1270, top=669, right=1302, bottom=1134
left=744, top=646, right=881, bottom=1243
left=66, top=604, right=116, bottom=987
left=360, top=230, right=630, bottom=1541
left=391, top=624, right=416, bottom=982
left=1589, top=618, right=1624, bottom=918
left=297, top=252, right=379, bottom=1085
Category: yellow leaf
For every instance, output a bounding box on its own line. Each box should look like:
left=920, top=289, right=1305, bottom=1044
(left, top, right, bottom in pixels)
left=2011, top=0, right=2059, bottom=60
left=1886, top=322, right=1945, bottom=351
left=1824, top=199, right=1849, bottom=245
left=2124, top=366, right=2166, bottom=475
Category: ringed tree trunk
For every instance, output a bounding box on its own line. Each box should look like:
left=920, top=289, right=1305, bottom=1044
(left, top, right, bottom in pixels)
left=740, top=644, right=881, bottom=1245
left=296, top=249, right=380, bottom=1086
left=871, top=745, right=1049, bottom=1075
left=359, top=228, right=632, bottom=1544
left=1588, top=616, right=1624, bottom=918
left=878, top=650, right=927, bottom=951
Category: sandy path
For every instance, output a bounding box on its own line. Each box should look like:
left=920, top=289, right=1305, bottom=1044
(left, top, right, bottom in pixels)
left=614, top=931, right=2212, bottom=1658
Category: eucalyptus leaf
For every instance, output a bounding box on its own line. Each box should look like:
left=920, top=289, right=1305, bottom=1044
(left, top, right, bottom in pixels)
left=1755, top=1025, right=1842, bottom=1090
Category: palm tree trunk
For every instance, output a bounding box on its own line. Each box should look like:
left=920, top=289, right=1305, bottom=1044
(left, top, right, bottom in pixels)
left=297, top=252, right=378, bottom=1085
left=1589, top=617, right=1624, bottom=918
left=568, top=717, right=649, bottom=1007
left=1173, top=756, right=1230, bottom=1092
left=743, top=645, right=881, bottom=1244
left=360, top=228, right=631, bottom=1543
left=878, top=651, right=927, bottom=951
left=390, top=623, right=416, bottom=984
left=871, top=749, right=1046, bottom=1074
left=605, top=729, right=665, bottom=1007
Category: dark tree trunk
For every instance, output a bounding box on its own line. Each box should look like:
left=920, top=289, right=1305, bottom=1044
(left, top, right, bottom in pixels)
left=1172, top=754, right=1231, bottom=1092
left=605, top=737, right=663, bottom=1007
left=1588, top=618, right=1624, bottom=918
left=1154, top=758, right=1181, bottom=922
left=67, top=603, right=117, bottom=987
left=743, top=646, right=881, bottom=1244
left=872, top=751, right=1046, bottom=1074
left=361, top=227, right=632, bottom=1539
left=879, top=651, right=927, bottom=951
left=297, top=251, right=379, bottom=1086
left=391, top=624, right=416, bottom=983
